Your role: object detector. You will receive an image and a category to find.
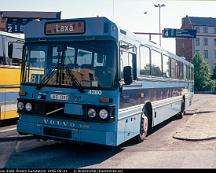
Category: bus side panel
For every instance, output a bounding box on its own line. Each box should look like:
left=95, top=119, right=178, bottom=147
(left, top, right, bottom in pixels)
left=0, top=67, right=20, bottom=120
left=0, top=66, right=21, bottom=85
left=117, top=106, right=142, bottom=145
left=152, top=96, right=182, bottom=126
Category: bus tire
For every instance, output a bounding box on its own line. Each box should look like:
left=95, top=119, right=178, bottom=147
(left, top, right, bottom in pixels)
left=176, top=99, right=185, bottom=119
left=135, top=111, right=149, bottom=143
left=181, top=98, right=185, bottom=114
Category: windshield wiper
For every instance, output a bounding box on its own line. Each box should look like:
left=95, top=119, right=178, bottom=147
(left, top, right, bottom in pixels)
left=36, top=45, right=65, bottom=90
left=36, top=67, right=56, bottom=90
left=65, top=68, right=85, bottom=93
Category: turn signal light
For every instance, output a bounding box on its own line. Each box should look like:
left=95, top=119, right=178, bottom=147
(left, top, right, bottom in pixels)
left=19, top=91, right=26, bottom=96
left=99, top=98, right=112, bottom=103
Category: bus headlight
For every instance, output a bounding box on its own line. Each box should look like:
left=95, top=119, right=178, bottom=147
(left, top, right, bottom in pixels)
left=88, top=108, right=96, bottom=118
left=99, top=109, right=109, bottom=120
left=17, top=102, right=24, bottom=111
left=25, top=103, right=32, bottom=112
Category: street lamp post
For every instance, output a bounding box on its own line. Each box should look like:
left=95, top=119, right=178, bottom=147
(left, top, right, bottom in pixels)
left=154, top=3, right=165, bottom=47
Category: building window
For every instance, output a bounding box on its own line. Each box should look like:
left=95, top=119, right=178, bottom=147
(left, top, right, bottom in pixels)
left=204, top=38, right=208, bottom=46
left=195, top=50, right=200, bottom=55
left=195, top=38, right=200, bottom=46
left=214, top=39, right=216, bottom=46
left=194, top=26, right=200, bottom=33
left=214, top=50, right=216, bottom=59
left=204, top=50, right=208, bottom=59
left=214, top=28, right=216, bottom=34
left=203, top=26, right=208, bottom=33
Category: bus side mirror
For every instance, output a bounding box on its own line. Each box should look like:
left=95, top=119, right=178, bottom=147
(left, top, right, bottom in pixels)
left=123, top=66, right=133, bottom=85
left=8, top=43, right=13, bottom=59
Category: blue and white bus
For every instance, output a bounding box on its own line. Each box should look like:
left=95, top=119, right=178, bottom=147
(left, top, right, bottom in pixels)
left=17, top=17, right=194, bottom=146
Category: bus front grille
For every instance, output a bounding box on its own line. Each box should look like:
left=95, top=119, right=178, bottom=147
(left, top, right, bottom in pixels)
left=43, top=127, right=72, bottom=138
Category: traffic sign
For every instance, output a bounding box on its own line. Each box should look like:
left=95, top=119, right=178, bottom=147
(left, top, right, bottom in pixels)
left=163, top=28, right=197, bottom=38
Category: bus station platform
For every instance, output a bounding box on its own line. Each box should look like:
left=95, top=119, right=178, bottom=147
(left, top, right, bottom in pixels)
left=173, top=108, right=216, bottom=141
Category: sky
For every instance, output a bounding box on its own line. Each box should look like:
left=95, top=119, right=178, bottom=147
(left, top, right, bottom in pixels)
left=1, top=0, right=216, bottom=54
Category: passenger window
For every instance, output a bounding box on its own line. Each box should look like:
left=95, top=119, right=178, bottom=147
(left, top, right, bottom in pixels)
left=177, top=61, right=183, bottom=79
left=186, top=65, right=190, bottom=80
left=162, top=55, right=170, bottom=78
left=140, top=46, right=150, bottom=76
left=191, top=67, right=194, bottom=80
left=151, top=50, right=162, bottom=77
left=171, top=58, right=177, bottom=79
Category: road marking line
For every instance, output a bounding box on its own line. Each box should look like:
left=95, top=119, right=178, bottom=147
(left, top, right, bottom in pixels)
left=0, top=127, right=16, bottom=133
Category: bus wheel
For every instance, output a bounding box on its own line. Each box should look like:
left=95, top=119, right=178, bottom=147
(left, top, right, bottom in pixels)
left=135, top=112, right=149, bottom=143
left=176, top=100, right=185, bottom=119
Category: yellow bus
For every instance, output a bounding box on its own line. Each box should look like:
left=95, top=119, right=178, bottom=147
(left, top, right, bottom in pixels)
left=0, top=31, right=24, bottom=122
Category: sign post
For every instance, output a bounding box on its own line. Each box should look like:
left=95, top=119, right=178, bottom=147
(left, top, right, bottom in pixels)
left=163, top=28, right=197, bottom=38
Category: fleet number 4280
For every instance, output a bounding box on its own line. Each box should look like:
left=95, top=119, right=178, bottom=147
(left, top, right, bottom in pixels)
left=88, top=90, right=102, bottom=95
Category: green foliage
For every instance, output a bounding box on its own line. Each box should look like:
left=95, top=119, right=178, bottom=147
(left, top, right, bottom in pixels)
left=140, top=64, right=162, bottom=77
left=192, top=53, right=212, bottom=91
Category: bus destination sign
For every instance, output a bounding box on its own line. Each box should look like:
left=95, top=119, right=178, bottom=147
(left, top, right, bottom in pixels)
left=45, top=21, right=85, bottom=35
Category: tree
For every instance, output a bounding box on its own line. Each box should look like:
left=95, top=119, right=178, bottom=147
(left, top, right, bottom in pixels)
left=192, top=53, right=212, bottom=91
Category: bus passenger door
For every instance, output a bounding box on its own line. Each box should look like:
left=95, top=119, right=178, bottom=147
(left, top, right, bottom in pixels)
left=120, top=42, right=138, bottom=139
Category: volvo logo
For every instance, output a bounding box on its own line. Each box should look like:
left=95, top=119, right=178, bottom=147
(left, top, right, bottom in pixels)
left=43, top=119, right=89, bottom=129
left=44, top=119, right=75, bottom=128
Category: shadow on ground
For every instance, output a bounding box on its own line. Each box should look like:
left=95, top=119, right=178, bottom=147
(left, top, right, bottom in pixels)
left=4, top=114, right=189, bottom=169
left=0, top=118, right=18, bottom=127
left=4, top=140, right=123, bottom=169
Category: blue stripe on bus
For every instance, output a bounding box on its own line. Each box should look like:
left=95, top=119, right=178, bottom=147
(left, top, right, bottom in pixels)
left=0, top=92, right=19, bottom=102
left=120, top=87, right=184, bottom=109
left=0, top=101, right=17, bottom=105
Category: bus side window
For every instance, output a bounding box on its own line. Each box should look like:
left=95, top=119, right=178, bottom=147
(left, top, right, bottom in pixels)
left=8, top=43, right=13, bottom=59
left=162, top=55, right=170, bottom=78
left=0, top=35, right=3, bottom=64
left=191, top=67, right=194, bottom=80
left=183, top=64, right=187, bottom=80
left=171, top=58, right=177, bottom=79
left=151, top=50, right=162, bottom=77
left=177, top=61, right=183, bottom=79
left=186, top=65, right=190, bottom=80
left=140, top=46, right=150, bottom=76
left=120, top=50, right=137, bottom=79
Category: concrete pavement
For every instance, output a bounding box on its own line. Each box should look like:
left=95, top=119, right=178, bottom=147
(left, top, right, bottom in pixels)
left=173, top=105, right=216, bottom=141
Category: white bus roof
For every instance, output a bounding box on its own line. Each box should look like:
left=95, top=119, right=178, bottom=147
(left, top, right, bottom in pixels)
left=0, top=31, right=24, bottom=40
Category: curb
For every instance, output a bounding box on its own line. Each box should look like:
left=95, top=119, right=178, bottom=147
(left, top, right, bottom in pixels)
left=173, top=108, right=216, bottom=142
left=173, top=136, right=216, bottom=142
left=0, top=135, right=35, bottom=142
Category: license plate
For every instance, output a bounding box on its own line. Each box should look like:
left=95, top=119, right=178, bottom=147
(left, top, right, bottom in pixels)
left=50, top=94, right=69, bottom=101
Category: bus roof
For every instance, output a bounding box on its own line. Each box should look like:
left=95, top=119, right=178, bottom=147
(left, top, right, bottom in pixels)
left=24, top=17, right=118, bottom=41
left=24, top=16, right=193, bottom=67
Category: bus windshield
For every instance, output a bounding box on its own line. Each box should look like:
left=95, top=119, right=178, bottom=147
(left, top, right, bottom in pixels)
left=22, top=40, right=117, bottom=89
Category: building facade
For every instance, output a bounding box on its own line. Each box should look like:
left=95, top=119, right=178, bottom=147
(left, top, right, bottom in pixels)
left=176, top=15, right=216, bottom=71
